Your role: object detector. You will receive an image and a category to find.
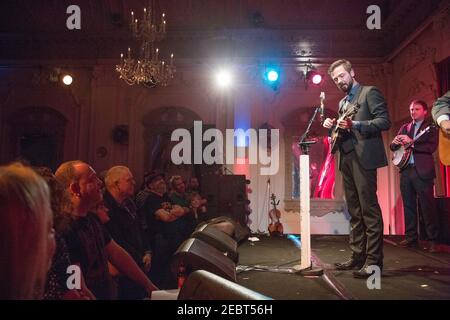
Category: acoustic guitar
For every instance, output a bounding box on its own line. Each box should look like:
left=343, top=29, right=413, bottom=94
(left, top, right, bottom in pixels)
left=330, top=102, right=360, bottom=154
left=439, top=129, right=450, bottom=166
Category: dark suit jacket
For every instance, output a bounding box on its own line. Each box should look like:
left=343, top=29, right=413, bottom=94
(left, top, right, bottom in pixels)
left=432, top=90, right=450, bottom=123
left=338, top=85, right=391, bottom=170
left=389, top=119, right=438, bottom=180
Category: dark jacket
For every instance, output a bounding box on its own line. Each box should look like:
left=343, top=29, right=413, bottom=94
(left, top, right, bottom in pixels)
left=338, top=85, right=391, bottom=170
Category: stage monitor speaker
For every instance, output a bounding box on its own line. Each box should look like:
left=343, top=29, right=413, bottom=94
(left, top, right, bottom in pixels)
left=171, top=238, right=236, bottom=282
left=206, top=216, right=250, bottom=243
left=191, top=223, right=239, bottom=263
left=178, top=270, right=272, bottom=300
left=196, top=219, right=235, bottom=238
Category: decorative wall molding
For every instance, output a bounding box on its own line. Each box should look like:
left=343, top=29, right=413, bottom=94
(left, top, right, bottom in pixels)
left=433, top=2, right=450, bottom=41
left=406, top=78, right=436, bottom=98
left=402, top=43, right=437, bottom=73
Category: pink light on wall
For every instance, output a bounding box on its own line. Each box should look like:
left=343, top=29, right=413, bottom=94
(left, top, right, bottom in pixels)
left=234, top=157, right=250, bottom=178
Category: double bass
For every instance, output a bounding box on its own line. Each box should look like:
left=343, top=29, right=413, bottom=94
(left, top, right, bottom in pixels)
left=268, top=193, right=283, bottom=236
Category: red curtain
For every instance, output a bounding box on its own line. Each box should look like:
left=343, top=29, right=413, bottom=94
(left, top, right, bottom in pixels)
left=434, top=57, right=450, bottom=197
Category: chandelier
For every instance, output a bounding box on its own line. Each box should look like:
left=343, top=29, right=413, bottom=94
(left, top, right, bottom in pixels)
left=116, top=3, right=176, bottom=87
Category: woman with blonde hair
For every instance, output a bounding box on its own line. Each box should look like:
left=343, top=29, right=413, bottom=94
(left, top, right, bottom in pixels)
left=0, top=163, right=56, bottom=299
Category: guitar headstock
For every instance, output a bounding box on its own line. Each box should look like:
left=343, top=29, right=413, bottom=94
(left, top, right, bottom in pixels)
left=345, top=102, right=360, bottom=117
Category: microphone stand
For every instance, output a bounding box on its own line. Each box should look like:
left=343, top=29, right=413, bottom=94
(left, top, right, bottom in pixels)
left=295, top=105, right=324, bottom=277
left=298, top=105, right=321, bottom=155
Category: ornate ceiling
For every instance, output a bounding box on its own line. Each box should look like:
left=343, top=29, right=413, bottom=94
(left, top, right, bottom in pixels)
left=0, top=0, right=445, bottom=61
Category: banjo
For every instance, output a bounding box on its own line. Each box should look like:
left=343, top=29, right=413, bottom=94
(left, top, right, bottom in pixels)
left=391, top=125, right=431, bottom=169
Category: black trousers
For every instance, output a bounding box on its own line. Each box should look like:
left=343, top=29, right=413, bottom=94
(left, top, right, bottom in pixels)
left=340, top=150, right=384, bottom=266
left=400, top=165, right=439, bottom=242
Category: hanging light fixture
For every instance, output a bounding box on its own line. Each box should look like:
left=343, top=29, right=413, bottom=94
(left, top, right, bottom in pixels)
left=115, top=1, right=176, bottom=87
left=300, top=60, right=324, bottom=89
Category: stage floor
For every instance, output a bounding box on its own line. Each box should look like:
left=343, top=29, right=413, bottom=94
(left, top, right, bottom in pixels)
left=236, top=235, right=450, bottom=300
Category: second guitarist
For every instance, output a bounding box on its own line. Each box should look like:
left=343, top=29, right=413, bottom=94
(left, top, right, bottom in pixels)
left=323, top=59, right=391, bottom=279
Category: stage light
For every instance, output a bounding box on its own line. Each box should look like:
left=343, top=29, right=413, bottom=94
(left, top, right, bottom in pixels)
left=267, top=70, right=279, bottom=82
left=311, top=73, right=323, bottom=85
left=298, top=60, right=324, bottom=89
left=62, top=74, right=73, bottom=86
left=263, top=66, right=281, bottom=90
left=216, top=69, right=232, bottom=88
left=306, top=70, right=323, bottom=86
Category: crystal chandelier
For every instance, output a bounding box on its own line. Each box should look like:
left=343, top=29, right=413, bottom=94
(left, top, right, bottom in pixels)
left=116, top=3, right=176, bottom=87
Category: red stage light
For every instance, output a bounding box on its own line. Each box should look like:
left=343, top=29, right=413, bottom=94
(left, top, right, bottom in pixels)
left=312, top=74, right=323, bottom=85
left=306, top=69, right=324, bottom=86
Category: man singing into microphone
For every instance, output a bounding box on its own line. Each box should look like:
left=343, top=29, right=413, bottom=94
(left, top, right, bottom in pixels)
left=322, top=59, right=391, bottom=278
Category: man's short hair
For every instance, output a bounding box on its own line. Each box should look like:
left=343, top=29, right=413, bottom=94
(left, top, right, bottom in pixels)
left=328, top=59, right=352, bottom=75
left=410, top=100, right=428, bottom=111
left=104, top=166, right=130, bottom=189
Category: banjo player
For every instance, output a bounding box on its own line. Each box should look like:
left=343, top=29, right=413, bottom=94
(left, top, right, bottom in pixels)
left=389, top=100, right=440, bottom=253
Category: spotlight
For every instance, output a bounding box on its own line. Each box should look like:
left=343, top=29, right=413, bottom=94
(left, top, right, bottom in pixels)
left=306, top=70, right=323, bottom=86
left=299, top=60, right=324, bottom=89
left=263, top=67, right=281, bottom=90
left=62, top=74, right=73, bottom=86
left=216, top=69, right=232, bottom=89
left=267, top=70, right=279, bottom=82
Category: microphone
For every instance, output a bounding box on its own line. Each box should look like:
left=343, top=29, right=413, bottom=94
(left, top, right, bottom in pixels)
left=319, top=92, right=325, bottom=123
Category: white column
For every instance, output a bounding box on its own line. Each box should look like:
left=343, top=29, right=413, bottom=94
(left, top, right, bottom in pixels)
left=299, top=154, right=311, bottom=270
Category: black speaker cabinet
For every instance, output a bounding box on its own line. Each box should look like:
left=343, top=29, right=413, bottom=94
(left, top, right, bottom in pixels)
left=178, top=270, right=272, bottom=300
left=191, top=223, right=239, bottom=263
left=171, top=238, right=236, bottom=282
left=200, top=175, right=250, bottom=227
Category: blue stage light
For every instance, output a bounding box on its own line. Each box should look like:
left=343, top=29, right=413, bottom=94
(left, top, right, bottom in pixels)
left=267, top=70, right=279, bottom=82
left=263, top=66, right=281, bottom=90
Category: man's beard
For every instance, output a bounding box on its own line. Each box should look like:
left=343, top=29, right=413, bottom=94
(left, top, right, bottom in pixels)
left=339, top=79, right=353, bottom=93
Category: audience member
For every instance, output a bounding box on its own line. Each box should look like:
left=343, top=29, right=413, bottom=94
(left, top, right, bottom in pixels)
left=103, top=166, right=152, bottom=299
left=0, top=163, right=56, bottom=299
left=36, top=167, right=94, bottom=300
left=138, top=172, right=187, bottom=289
left=55, top=160, right=158, bottom=299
